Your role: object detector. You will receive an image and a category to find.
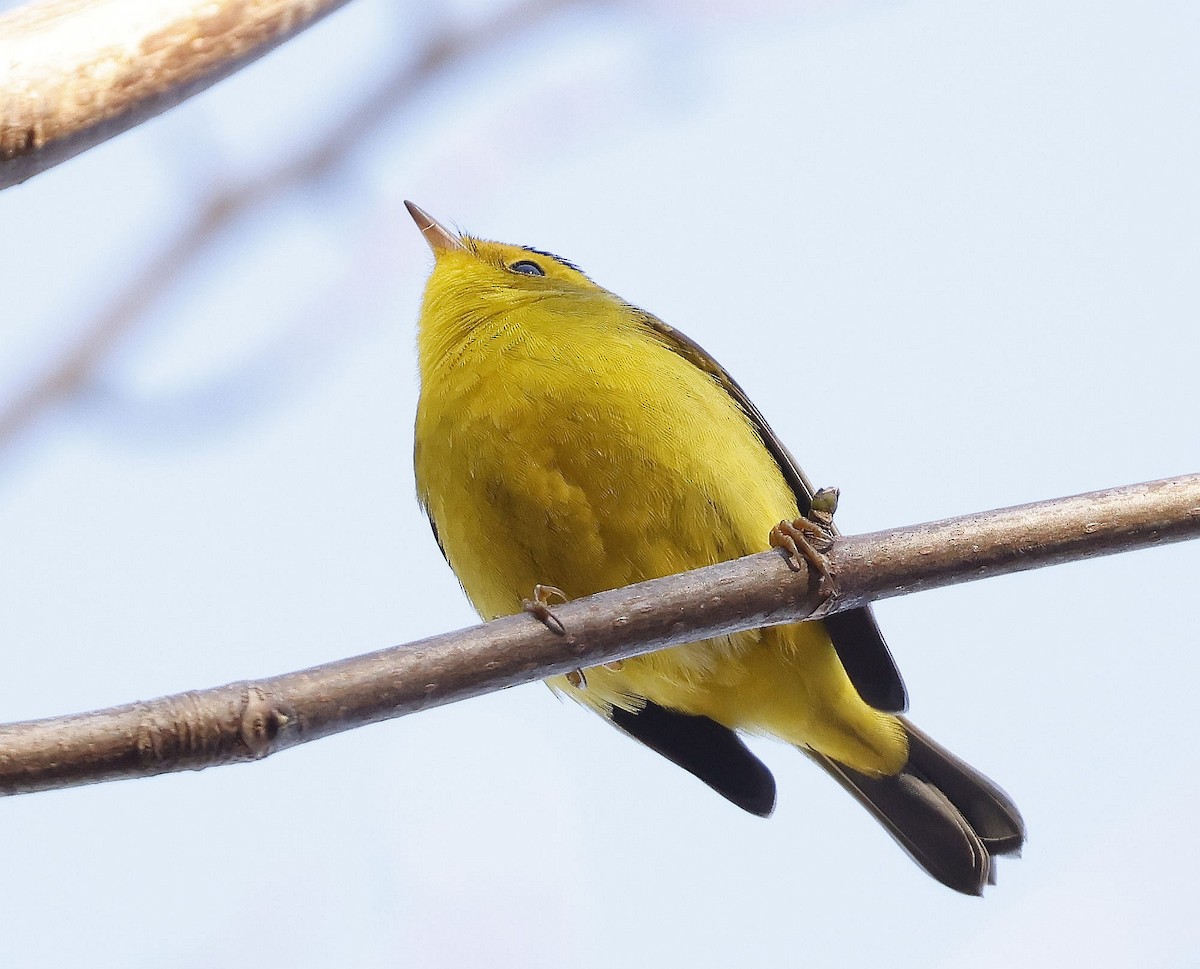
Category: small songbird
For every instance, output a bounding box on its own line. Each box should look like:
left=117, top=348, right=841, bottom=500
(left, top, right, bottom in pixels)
left=406, top=201, right=1024, bottom=894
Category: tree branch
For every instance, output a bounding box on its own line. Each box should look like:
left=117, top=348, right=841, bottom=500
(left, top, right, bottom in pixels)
left=2, top=474, right=1196, bottom=797
left=0, top=0, right=358, bottom=189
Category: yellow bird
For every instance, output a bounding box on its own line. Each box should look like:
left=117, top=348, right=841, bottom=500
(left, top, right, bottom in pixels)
left=407, top=201, right=1024, bottom=894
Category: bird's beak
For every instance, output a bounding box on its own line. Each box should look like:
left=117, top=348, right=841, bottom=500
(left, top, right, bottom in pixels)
left=405, top=201, right=467, bottom=255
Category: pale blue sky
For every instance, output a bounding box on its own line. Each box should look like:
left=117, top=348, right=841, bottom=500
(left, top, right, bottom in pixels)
left=1, top=1, right=1198, bottom=965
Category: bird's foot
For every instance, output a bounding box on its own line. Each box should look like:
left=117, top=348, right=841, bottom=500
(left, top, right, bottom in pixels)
left=769, top=487, right=841, bottom=599
left=522, top=583, right=568, bottom=636
left=522, top=586, right=624, bottom=689
left=564, top=660, right=623, bottom=691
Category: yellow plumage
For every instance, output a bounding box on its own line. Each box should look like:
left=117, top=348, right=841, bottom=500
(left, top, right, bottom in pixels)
left=407, top=202, right=1023, bottom=893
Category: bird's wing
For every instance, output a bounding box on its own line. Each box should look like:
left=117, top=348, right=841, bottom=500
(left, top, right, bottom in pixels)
left=608, top=701, right=776, bottom=816
left=639, top=312, right=908, bottom=713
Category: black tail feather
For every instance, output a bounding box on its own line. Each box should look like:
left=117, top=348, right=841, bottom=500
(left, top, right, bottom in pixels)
left=903, top=719, right=1025, bottom=857
left=804, top=719, right=1024, bottom=895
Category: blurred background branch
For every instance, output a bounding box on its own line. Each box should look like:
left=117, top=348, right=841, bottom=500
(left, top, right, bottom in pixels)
left=3, top=473, right=1197, bottom=796
left=0, top=0, right=575, bottom=454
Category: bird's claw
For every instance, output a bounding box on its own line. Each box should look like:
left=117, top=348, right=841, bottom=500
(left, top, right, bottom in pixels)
left=522, top=583, right=568, bottom=636
left=769, top=487, right=840, bottom=600
left=522, top=585, right=628, bottom=689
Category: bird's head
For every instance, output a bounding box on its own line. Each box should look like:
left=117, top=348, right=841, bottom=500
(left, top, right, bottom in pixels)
left=405, top=201, right=619, bottom=371
left=406, top=201, right=602, bottom=300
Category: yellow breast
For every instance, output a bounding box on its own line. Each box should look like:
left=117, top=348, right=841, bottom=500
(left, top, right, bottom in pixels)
left=413, top=248, right=904, bottom=775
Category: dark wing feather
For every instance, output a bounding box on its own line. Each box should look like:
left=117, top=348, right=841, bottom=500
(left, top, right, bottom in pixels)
left=639, top=312, right=908, bottom=713
left=425, top=476, right=777, bottom=815
left=426, top=512, right=448, bottom=564
left=608, top=701, right=776, bottom=817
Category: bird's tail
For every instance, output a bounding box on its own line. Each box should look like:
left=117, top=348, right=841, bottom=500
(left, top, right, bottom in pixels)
left=803, top=718, right=1025, bottom=895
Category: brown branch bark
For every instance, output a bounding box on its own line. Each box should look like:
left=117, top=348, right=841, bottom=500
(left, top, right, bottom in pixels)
left=1, top=473, right=1197, bottom=797
left=0, top=0, right=356, bottom=189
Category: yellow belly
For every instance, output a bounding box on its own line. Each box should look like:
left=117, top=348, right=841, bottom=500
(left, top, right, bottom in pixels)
left=415, top=319, right=905, bottom=775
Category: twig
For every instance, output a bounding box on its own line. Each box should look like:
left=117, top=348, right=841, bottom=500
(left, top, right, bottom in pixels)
left=1, top=473, right=1196, bottom=796
left=0, top=0, right=354, bottom=189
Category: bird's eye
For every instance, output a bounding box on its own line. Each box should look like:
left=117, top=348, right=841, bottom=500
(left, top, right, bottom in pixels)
left=509, top=260, right=545, bottom=277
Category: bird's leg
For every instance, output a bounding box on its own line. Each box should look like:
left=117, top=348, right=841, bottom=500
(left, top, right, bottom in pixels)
left=522, top=583, right=568, bottom=635
left=769, top=487, right=840, bottom=598
left=522, top=585, right=624, bottom=687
